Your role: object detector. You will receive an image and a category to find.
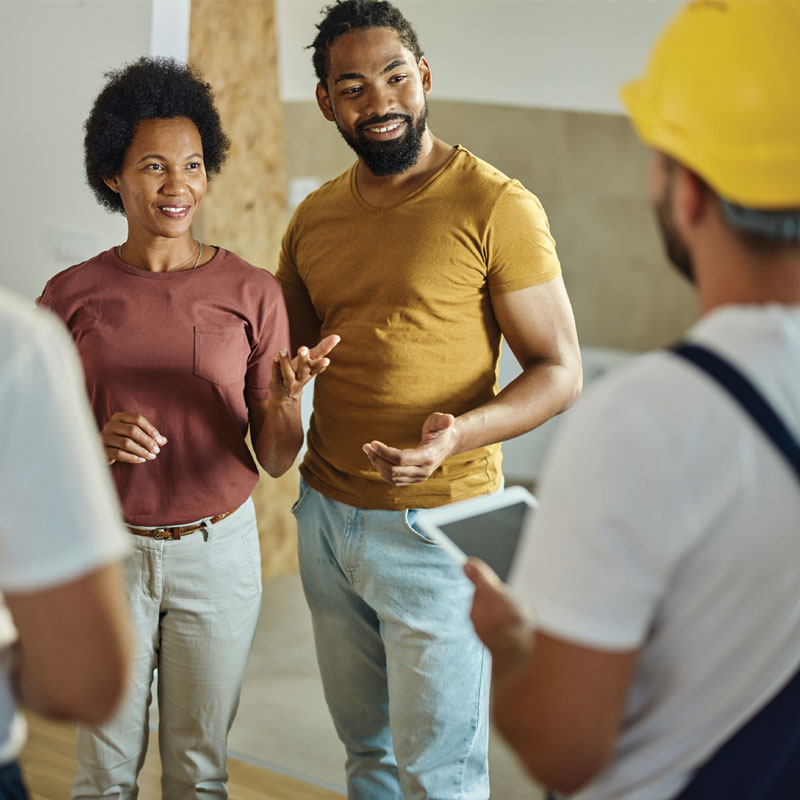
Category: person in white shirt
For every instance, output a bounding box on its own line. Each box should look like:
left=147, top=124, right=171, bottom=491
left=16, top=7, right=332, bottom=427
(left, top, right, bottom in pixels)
left=467, top=3, right=800, bottom=799
left=0, top=287, right=131, bottom=798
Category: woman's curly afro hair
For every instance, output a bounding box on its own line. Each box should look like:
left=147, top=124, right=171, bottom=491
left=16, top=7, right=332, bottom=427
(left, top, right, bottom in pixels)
left=310, top=0, right=423, bottom=89
left=84, top=57, right=230, bottom=214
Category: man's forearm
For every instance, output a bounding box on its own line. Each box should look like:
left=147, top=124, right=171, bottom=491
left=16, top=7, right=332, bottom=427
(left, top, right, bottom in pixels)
left=363, top=358, right=582, bottom=485
left=490, top=637, right=591, bottom=793
left=450, top=358, right=581, bottom=456
left=490, top=629, right=637, bottom=794
left=483, top=625, right=570, bottom=788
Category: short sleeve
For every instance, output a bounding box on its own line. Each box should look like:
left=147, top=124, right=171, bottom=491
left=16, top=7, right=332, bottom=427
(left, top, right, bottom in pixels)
left=244, top=273, right=291, bottom=396
left=510, top=382, right=670, bottom=651
left=485, top=182, right=561, bottom=295
left=0, top=308, right=128, bottom=593
left=36, top=281, right=61, bottom=318
left=276, top=209, right=305, bottom=291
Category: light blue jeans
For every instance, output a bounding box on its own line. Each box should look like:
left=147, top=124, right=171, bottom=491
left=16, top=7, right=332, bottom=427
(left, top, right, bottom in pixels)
left=72, top=499, right=262, bottom=800
left=294, top=478, right=490, bottom=800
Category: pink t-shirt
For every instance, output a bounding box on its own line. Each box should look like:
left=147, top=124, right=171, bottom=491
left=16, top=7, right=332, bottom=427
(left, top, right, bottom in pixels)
left=39, top=247, right=289, bottom=525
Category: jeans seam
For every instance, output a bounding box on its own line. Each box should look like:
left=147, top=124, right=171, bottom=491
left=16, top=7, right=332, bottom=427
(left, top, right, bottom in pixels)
left=343, top=507, right=364, bottom=593
left=454, top=644, right=488, bottom=799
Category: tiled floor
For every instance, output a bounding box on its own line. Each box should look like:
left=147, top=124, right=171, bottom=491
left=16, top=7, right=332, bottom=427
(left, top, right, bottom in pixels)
left=220, top=572, right=545, bottom=799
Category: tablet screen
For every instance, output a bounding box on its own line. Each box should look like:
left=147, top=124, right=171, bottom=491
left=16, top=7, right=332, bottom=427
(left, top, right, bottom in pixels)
left=438, top=500, right=531, bottom=582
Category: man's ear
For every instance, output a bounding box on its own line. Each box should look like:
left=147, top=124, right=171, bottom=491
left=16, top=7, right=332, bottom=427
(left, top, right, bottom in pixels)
left=316, top=83, right=335, bottom=122
left=419, top=56, right=432, bottom=94
left=674, top=166, right=710, bottom=229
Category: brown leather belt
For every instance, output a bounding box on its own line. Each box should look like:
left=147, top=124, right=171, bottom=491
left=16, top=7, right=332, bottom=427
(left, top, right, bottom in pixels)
left=127, top=509, right=236, bottom=540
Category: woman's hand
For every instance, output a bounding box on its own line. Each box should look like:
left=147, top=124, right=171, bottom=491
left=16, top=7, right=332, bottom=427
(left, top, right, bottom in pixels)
left=251, top=335, right=339, bottom=478
left=269, top=335, right=340, bottom=403
left=100, top=412, right=167, bottom=466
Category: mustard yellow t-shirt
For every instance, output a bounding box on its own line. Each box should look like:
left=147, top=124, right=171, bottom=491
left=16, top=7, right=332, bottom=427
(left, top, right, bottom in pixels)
left=277, top=146, right=561, bottom=509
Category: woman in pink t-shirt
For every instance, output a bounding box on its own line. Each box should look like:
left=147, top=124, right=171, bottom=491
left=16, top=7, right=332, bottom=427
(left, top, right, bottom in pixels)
left=38, top=57, right=337, bottom=799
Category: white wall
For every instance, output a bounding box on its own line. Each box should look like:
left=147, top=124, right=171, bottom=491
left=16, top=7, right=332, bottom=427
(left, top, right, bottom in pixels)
left=0, top=0, right=188, bottom=303
left=151, top=0, right=191, bottom=61
left=277, top=0, right=682, bottom=112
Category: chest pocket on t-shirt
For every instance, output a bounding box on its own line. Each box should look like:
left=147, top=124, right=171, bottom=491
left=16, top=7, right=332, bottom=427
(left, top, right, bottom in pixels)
left=193, top=325, right=250, bottom=386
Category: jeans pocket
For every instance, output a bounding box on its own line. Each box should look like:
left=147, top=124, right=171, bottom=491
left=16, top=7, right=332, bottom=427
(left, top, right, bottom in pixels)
left=402, top=508, right=440, bottom=546
left=193, top=325, right=250, bottom=386
left=291, top=477, right=313, bottom=516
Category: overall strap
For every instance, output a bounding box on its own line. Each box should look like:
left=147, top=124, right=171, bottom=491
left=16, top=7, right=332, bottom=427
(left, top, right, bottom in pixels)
left=671, top=342, right=800, bottom=484
left=672, top=666, right=800, bottom=799
left=670, top=342, right=800, bottom=799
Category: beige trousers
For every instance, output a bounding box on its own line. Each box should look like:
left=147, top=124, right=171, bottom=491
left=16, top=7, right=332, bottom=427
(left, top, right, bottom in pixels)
left=71, top=499, right=262, bottom=800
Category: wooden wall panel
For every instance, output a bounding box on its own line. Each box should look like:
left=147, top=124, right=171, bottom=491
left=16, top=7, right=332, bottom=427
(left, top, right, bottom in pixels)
left=190, top=0, right=299, bottom=579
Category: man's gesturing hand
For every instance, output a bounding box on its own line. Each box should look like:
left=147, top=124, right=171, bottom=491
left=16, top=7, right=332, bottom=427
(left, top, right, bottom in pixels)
left=362, top=411, right=458, bottom=486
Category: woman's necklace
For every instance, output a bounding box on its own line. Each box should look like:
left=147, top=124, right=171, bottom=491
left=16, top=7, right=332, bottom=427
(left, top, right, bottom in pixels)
left=117, top=239, right=203, bottom=272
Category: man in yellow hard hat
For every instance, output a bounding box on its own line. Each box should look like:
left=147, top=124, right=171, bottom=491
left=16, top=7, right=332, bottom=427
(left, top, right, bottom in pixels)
left=467, top=2, right=800, bottom=798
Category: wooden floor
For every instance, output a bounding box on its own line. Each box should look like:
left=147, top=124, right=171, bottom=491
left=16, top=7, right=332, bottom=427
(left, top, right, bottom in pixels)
left=18, top=712, right=343, bottom=800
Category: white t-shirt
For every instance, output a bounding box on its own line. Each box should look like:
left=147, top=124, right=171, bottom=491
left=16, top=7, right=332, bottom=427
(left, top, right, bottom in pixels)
left=0, top=289, right=128, bottom=763
left=511, top=304, right=800, bottom=800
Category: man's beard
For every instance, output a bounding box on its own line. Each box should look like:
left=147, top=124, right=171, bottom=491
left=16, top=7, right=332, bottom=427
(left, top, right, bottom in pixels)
left=654, top=185, right=695, bottom=284
left=336, top=102, right=429, bottom=177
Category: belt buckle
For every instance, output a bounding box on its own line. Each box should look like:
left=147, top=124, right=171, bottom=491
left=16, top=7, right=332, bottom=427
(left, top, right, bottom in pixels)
left=152, top=528, right=173, bottom=540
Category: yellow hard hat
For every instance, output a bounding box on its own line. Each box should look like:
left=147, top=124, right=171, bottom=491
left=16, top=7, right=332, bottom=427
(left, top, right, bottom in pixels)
left=620, top=0, right=800, bottom=209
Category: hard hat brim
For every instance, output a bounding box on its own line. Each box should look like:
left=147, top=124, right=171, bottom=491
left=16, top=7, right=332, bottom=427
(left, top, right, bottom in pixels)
left=620, top=78, right=800, bottom=211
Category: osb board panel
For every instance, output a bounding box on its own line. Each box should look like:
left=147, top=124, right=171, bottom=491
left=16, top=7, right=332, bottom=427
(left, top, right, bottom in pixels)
left=190, top=0, right=298, bottom=579
left=190, top=0, right=288, bottom=270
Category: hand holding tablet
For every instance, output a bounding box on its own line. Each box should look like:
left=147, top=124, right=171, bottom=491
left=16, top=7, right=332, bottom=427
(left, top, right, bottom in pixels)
left=416, top=486, right=537, bottom=582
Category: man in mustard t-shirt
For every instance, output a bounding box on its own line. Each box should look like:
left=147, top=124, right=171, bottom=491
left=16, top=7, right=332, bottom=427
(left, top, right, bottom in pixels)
left=276, top=2, right=582, bottom=798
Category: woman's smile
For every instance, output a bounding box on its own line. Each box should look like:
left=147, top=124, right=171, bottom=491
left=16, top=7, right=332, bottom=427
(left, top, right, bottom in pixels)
left=107, top=116, right=207, bottom=243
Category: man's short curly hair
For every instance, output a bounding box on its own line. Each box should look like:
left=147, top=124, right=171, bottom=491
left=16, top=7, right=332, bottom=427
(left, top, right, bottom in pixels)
left=310, top=0, right=423, bottom=89
left=84, top=57, right=230, bottom=214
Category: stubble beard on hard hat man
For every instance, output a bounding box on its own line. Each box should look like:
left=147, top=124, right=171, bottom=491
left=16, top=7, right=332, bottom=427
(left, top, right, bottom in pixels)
left=649, top=151, right=800, bottom=309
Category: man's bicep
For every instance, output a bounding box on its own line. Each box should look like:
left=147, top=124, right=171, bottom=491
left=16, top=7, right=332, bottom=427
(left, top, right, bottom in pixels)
left=527, top=631, right=638, bottom=742
left=280, top=282, right=322, bottom=354
left=491, top=276, right=580, bottom=371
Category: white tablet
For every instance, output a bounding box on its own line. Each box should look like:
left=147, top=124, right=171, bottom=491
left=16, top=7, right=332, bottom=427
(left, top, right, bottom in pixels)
left=416, top=486, right=538, bottom=582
